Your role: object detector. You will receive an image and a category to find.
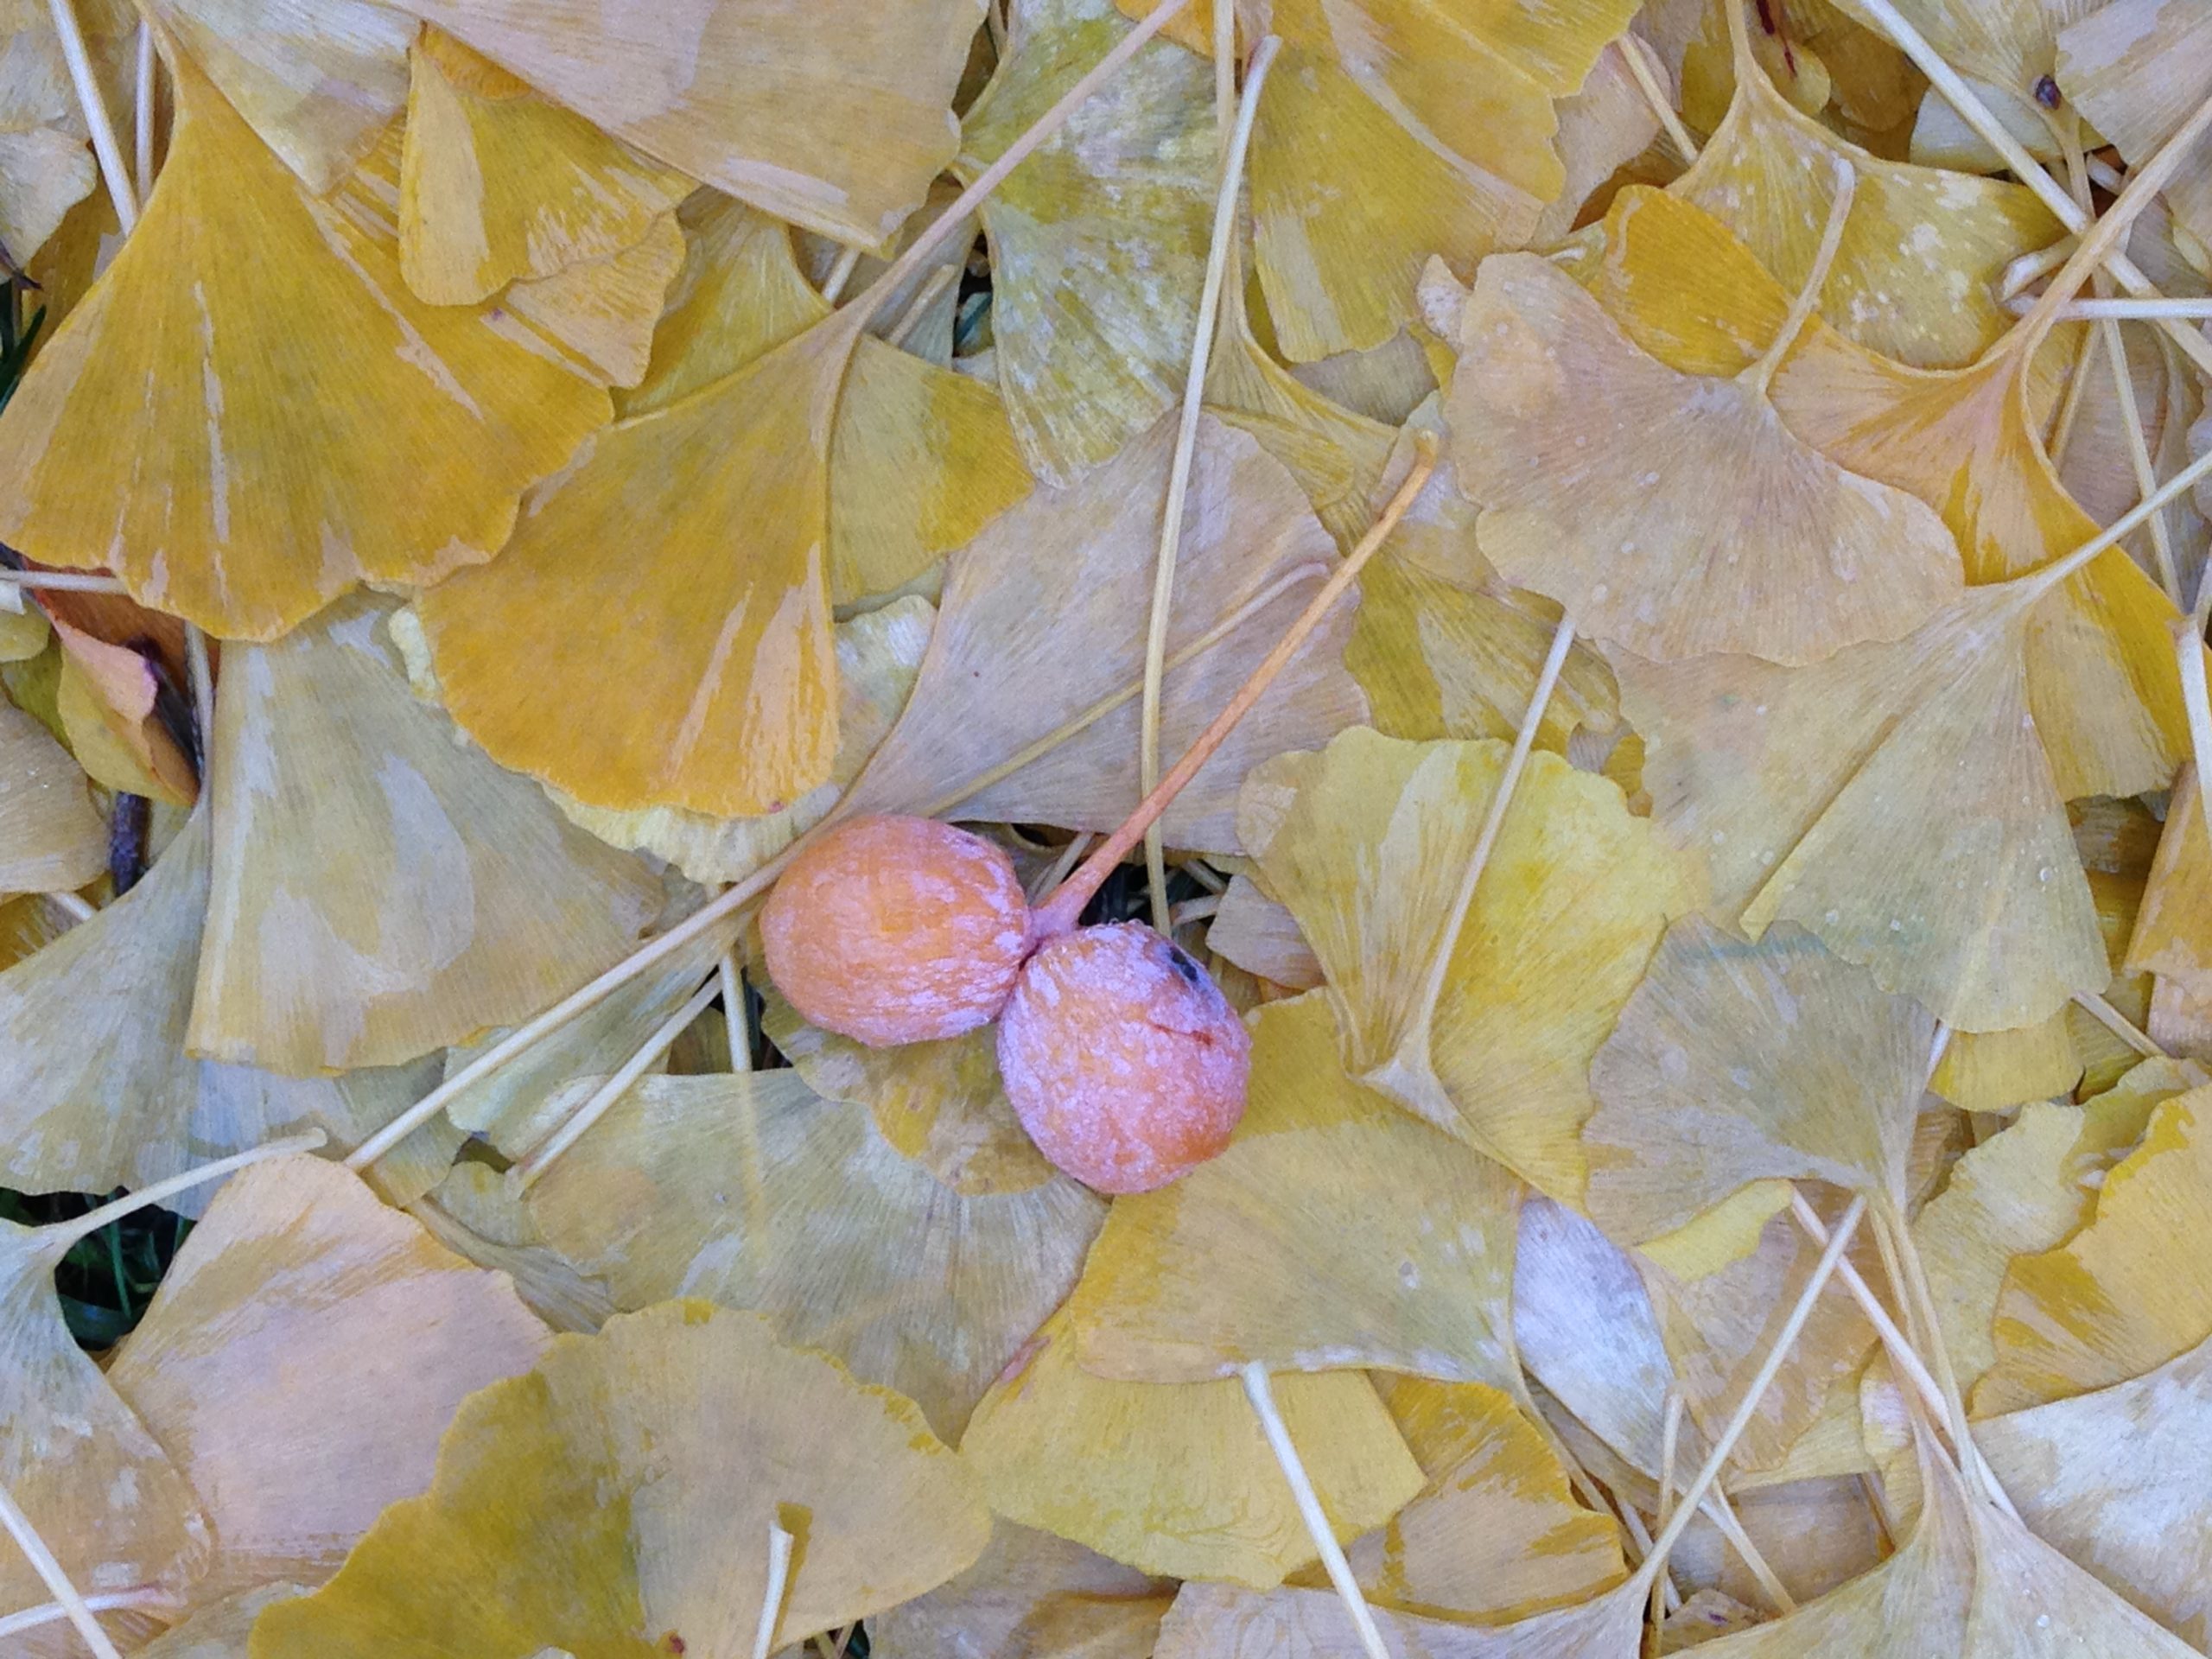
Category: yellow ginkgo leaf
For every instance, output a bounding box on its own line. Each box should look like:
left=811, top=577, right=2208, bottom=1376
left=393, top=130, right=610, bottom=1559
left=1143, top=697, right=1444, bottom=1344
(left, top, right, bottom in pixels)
left=251, top=1301, right=993, bottom=1656
left=1866, top=0, right=2069, bottom=102
left=840, top=412, right=1363, bottom=853
left=2125, top=760, right=2212, bottom=998
left=0, top=1211, right=208, bottom=1621
left=188, top=597, right=662, bottom=1075
left=1979, top=1328, right=2212, bottom=1648
left=0, top=64, right=614, bottom=642
left=1248, top=0, right=1640, bottom=362
left=1240, top=728, right=1688, bottom=1197
left=0, top=693, right=103, bottom=893
left=142, top=0, right=415, bottom=191
left=1450, top=248, right=1962, bottom=665
left=1912, top=1101, right=2101, bottom=1401
left=51, top=617, right=197, bottom=805
left=760, top=982, right=1056, bottom=1195
left=1345, top=404, right=1618, bottom=750
left=958, top=0, right=1211, bottom=483
left=1930, top=1012, right=2080, bottom=1113
left=1618, top=581, right=2107, bottom=1032
left=1584, top=918, right=1940, bottom=1262
left=499, top=211, right=686, bottom=390
left=415, top=309, right=858, bottom=815
left=393, top=0, right=982, bottom=250
left=1069, top=993, right=1522, bottom=1389
left=1336, top=1376, right=1628, bottom=1624
left=105, top=1155, right=550, bottom=1604
left=398, top=28, right=691, bottom=305
left=960, top=1307, right=1424, bottom=1586
left=525, top=1072, right=1104, bottom=1440
left=1676, top=1, right=2062, bottom=366
left=544, top=596, right=933, bottom=888
left=1977, top=1080, right=2212, bottom=1414
left=869, top=1522, right=1175, bottom=1659
left=0, top=812, right=448, bottom=1205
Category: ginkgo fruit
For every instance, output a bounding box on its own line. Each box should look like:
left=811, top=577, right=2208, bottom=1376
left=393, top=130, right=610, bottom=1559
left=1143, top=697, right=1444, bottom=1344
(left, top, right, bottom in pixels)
left=997, top=921, right=1252, bottom=1194
left=760, top=813, right=1034, bottom=1048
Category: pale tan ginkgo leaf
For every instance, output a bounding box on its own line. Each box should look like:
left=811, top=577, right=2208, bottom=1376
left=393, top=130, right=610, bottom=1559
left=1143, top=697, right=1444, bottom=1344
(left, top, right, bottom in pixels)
left=0, top=59, right=617, bottom=642
left=0, top=694, right=103, bottom=895
left=1152, top=1578, right=1644, bottom=1657
left=409, top=1161, right=616, bottom=1336
left=958, top=0, right=1212, bottom=484
left=1205, top=874, right=1322, bottom=992
left=839, top=411, right=1364, bottom=854
left=2125, top=760, right=2212, bottom=1000
left=0, top=812, right=452, bottom=1207
left=960, top=1307, right=1424, bottom=1586
left=132, top=1583, right=308, bottom=1657
left=1618, top=580, right=2107, bottom=1033
left=251, top=1301, right=993, bottom=1656
left=104, top=1155, right=550, bottom=1604
left=1583, top=917, right=1940, bottom=1264
left=1241, top=727, right=1688, bottom=1197
left=187, top=596, right=662, bottom=1076
left=392, top=0, right=982, bottom=250
left=139, top=0, right=416, bottom=192
left=2059, top=0, right=2212, bottom=254
left=1978, top=1326, right=2212, bottom=1648
left=868, top=1522, right=1175, bottom=1659
left=496, top=211, right=686, bottom=391
left=1449, top=245, right=1963, bottom=665
left=397, top=28, right=691, bottom=306
left=1067, top=992, right=1522, bottom=1390
left=524, top=1071, right=1104, bottom=1441
left=0, top=1212, right=208, bottom=1622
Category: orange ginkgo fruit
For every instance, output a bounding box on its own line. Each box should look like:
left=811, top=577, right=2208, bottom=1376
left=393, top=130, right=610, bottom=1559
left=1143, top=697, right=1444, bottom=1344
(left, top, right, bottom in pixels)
left=760, top=814, right=1034, bottom=1049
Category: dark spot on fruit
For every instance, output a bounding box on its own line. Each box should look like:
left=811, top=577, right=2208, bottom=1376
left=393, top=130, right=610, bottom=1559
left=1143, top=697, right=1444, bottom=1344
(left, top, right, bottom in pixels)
left=1166, top=944, right=1203, bottom=986
left=2034, top=75, right=2061, bottom=110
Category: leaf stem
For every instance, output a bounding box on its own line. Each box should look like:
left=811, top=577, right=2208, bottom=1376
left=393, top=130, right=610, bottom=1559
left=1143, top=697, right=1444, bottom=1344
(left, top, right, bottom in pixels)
left=0, top=1476, right=124, bottom=1659
left=1240, top=1363, right=1389, bottom=1659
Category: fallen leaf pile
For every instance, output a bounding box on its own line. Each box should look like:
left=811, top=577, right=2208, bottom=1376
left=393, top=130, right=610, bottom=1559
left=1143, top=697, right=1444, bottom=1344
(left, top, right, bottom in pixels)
left=10, top=0, right=2212, bottom=1655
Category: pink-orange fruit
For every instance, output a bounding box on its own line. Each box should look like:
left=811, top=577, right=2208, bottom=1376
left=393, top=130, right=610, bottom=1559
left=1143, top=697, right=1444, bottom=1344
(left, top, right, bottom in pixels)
left=761, top=814, right=1033, bottom=1048
left=996, top=922, right=1250, bottom=1193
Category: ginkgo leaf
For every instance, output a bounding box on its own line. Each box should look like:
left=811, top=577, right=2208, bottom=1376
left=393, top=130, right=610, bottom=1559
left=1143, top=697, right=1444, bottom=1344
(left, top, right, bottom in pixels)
left=397, top=28, right=690, bottom=305
left=410, top=1161, right=617, bottom=1335
left=250, top=1301, right=993, bottom=1656
left=1618, top=580, right=2107, bottom=1032
left=2059, top=0, right=2212, bottom=253
left=497, top=210, right=686, bottom=390
left=51, top=617, right=197, bottom=805
left=0, top=693, right=103, bottom=893
left=868, top=1523, right=1175, bottom=1659
left=839, top=411, right=1364, bottom=853
left=1248, top=0, right=1640, bottom=362
left=0, top=62, right=619, bottom=640
left=1335, top=1376, right=1628, bottom=1624
left=1978, top=1327, right=2212, bottom=1647
left=759, top=982, right=1056, bottom=1195
left=1449, top=248, right=1962, bottom=664
left=392, top=0, right=982, bottom=250
left=1675, top=7, right=2063, bottom=366
left=1583, top=918, right=1939, bottom=1262
left=958, top=0, right=1211, bottom=483
left=187, top=596, right=662, bottom=1075
left=1513, top=1195, right=1690, bottom=1483
left=2125, top=760, right=2212, bottom=998
left=1864, top=0, right=2069, bottom=101
left=1976, top=1079, right=2212, bottom=1414
left=1067, top=992, right=1522, bottom=1389
left=1583, top=182, right=2185, bottom=800
left=137, top=1583, right=308, bottom=1657
left=104, top=1155, right=550, bottom=1603
left=1153, top=1579, right=1643, bottom=1657
left=415, top=308, right=858, bottom=815
left=543, top=596, right=932, bottom=888
left=0, top=1213, right=209, bottom=1620
left=1240, top=727, right=1688, bottom=1197
left=141, top=0, right=416, bottom=192
left=1344, top=403, right=1618, bottom=749
left=0, top=812, right=448, bottom=1206
left=525, top=1072, right=1103, bottom=1440
left=1913, top=1100, right=2100, bottom=1397
left=960, top=1307, right=1424, bottom=1586
left=0, top=126, right=93, bottom=267
left=1205, top=875, right=1322, bottom=992
left=1529, top=39, right=1662, bottom=248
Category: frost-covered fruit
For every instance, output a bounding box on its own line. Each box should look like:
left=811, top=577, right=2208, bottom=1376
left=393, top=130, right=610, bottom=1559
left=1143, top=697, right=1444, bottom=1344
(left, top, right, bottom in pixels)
left=997, top=922, right=1251, bottom=1193
left=761, top=814, right=1033, bottom=1048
